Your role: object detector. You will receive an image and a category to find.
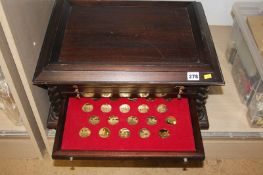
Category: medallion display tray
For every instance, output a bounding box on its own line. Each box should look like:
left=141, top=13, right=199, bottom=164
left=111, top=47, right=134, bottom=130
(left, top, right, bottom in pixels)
left=53, top=97, right=203, bottom=159
left=33, top=0, right=224, bottom=161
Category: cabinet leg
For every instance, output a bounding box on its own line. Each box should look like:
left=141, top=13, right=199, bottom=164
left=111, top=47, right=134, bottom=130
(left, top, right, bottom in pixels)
left=196, top=87, right=209, bottom=129
left=47, top=86, right=64, bottom=129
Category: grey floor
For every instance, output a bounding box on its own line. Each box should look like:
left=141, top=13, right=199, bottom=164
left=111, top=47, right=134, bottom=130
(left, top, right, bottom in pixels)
left=0, top=157, right=263, bottom=175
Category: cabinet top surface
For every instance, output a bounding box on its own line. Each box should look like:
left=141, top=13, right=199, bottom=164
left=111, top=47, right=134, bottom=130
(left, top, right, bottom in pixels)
left=34, top=0, right=224, bottom=85
left=60, top=2, right=200, bottom=64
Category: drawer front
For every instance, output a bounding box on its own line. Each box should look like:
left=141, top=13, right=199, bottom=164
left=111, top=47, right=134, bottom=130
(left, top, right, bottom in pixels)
left=52, top=97, right=204, bottom=160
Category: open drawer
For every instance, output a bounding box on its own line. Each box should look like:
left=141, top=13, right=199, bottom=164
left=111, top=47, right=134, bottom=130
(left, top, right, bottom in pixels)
left=52, top=97, right=204, bottom=161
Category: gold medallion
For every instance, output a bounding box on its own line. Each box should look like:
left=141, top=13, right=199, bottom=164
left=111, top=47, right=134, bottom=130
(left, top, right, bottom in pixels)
left=101, top=92, right=113, bottom=98
left=119, top=128, right=130, bottom=138
left=166, top=116, right=177, bottom=125
left=99, top=127, right=110, bottom=138
left=157, top=104, right=167, bottom=113
left=108, top=115, right=119, bottom=125
left=138, top=92, right=150, bottom=98
left=88, top=115, right=100, bottom=125
left=101, top=104, right=112, bottom=113
left=79, top=127, right=91, bottom=138
left=82, top=92, right=95, bottom=97
left=119, top=104, right=130, bottom=113
left=146, top=116, right=157, bottom=125
left=159, top=129, right=170, bottom=139
left=120, top=93, right=131, bottom=98
left=139, top=128, right=150, bottom=139
left=82, top=103, right=93, bottom=112
left=127, top=116, right=139, bottom=125
left=138, top=104, right=149, bottom=113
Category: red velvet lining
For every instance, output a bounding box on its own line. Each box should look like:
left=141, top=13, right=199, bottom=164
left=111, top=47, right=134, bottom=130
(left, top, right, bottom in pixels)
left=61, top=97, right=196, bottom=151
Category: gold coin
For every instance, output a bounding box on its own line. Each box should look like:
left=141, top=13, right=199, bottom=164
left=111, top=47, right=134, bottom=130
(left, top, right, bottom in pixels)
left=119, top=104, right=130, bottom=113
left=138, top=104, right=149, bottom=113
left=166, top=116, right=177, bottom=125
left=138, top=92, right=150, bottom=98
left=120, top=93, right=131, bottom=98
left=101, top=104, right=112, bottom=113
left=88, top=115, right=100, bottom=125
left=119, top=128, right=130, bottom=138
left=82, top=103, right=93, bottom=112
left=139, top=128, right=150, bottom=139
left=146, top=116, right=157, bottom=125
left=79, top=127, right=91, bottom=138
left=101, top=92, right=113, bottom=98
left=159, top=129, right=170, bottom=139
left=157, top=104, right=167, bottom=113
left=99, top=127, right=110, bottom=138
left=82, top=92, right=94, bottom=97
left=127, top=116, right=139, bottom=125
left=108, top=115, right=119, bottom=125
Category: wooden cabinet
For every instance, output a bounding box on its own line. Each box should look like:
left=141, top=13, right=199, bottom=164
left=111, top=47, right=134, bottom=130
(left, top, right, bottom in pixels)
left=33, top=0, right=224, bottom=161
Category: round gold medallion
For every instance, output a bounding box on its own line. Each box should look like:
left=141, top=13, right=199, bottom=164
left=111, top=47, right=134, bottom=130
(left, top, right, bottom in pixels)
left=79, top=127, right=91, bottom=138
left=108, top=115, right=119, bottom=125
left=159, top=129, right=170, bottom=139
left=119, top=104, right=130, bottom=113
left=101, top=92, right=113, bottom=98
left=166, top=116, right=177, bottom=125
left=127, top=116, right=139, bottom=125
left=81, top=92, right=95, bottom=97
left=138, top=104, right=149, bottom=113
left=157, top=104, right=167, bottom=113
left=146, top=116, right=157, bottom=125
left=99, top=127, right=110, bottom=138
left=139, top=128, right=150, bottom=139
left=82, top=103, right=93, bottom=112
left=138, top=92, right=150, bottom=98
left=120, top=93, right=131, bottom=98
left=101, top=104, right=112, bottom=113
left=88, top=115, right=100, bottom=125
left=119, top=128, right=130, bottom=138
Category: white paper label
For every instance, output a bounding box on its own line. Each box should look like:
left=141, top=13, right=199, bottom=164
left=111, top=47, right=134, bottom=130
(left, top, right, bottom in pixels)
left=187, top=72, right=200, bottom=81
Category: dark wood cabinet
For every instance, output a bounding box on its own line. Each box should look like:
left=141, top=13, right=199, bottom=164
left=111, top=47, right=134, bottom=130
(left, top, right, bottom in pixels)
left=33, top=0, right=224, bottom=161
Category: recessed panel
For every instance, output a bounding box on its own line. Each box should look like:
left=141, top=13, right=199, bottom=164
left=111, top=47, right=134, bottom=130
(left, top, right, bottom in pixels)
left=59, top=2, right=202, bottom=65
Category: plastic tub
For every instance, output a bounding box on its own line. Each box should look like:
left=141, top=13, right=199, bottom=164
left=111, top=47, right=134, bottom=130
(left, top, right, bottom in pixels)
left=229, top=2, right=263, bottom=127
